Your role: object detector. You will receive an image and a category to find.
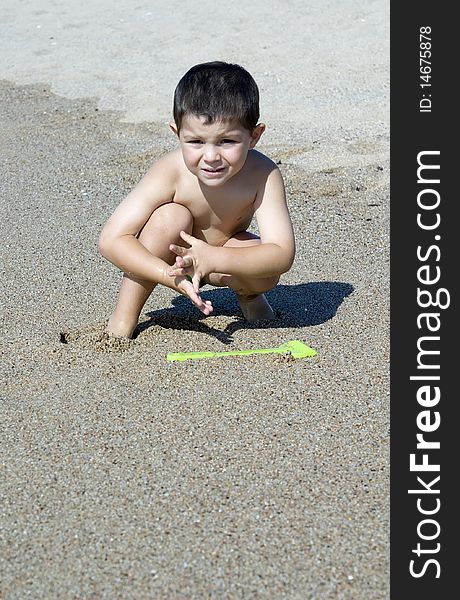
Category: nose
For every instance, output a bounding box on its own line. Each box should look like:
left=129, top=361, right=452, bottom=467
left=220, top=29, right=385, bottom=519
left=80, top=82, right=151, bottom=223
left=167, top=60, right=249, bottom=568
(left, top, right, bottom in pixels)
left=203, top=144, right=220, bottom=162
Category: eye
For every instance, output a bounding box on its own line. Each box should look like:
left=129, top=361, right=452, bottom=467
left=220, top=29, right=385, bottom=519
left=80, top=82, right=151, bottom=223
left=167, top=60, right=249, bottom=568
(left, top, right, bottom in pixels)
left=221, top=139, right=236, bottom=145
left=187, top=140, right=203, bottom=145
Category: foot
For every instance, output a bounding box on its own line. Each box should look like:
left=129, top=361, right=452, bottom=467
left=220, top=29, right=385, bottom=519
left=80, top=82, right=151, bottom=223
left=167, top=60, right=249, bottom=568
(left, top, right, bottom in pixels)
left=106, top=314, right=138, bottom=339
left=237, top=293, right=275, bottom=322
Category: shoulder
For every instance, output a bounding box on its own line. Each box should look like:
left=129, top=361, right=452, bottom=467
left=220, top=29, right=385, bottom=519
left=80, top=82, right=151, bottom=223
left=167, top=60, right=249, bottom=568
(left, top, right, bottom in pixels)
left=245, top=150, right=284, bottom=191
left=246, top=149, right=280, bottom=174
left=143, top=149, right=182, bottom=183
left=118, top=149, right=184, bottom=209
left=247, top=151, right=287, bottom=212
left=245, top=149, right=283, bottom=188
left=130, top=149, right=185, bottom=201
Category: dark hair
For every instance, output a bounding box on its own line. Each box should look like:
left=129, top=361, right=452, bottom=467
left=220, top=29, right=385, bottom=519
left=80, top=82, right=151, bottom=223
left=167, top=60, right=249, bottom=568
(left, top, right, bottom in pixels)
left=173, top=61, right=260, bottom=132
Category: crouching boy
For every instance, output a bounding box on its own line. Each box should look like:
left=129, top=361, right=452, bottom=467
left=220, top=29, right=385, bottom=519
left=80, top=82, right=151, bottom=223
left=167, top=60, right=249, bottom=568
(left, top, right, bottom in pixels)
left=99, top=61, right=295, bottom=338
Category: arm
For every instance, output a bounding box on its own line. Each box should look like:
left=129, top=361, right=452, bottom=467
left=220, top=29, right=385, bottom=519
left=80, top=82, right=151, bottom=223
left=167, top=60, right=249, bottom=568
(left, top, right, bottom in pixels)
left=212, top=164, right=295, bottom=276
left=99, top=157, right=212, bottom=314
left=98, top=156, right=178, bottom=289
left=169, top=164, right=295, bottom=287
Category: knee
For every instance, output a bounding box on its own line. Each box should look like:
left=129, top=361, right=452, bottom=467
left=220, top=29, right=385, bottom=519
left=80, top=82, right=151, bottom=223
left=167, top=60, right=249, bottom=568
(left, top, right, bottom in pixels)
left=152, top=203, right=193, bottom=232
left=139, top=202, right=193, bottom=242
left=237, top=275, right=280, bottom=296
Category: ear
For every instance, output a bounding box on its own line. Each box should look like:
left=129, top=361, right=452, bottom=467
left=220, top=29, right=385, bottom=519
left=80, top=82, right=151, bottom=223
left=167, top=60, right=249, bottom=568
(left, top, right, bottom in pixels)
left=249, top=123, right=266, bottom=148
left=169, top=122, right=179, bottom=137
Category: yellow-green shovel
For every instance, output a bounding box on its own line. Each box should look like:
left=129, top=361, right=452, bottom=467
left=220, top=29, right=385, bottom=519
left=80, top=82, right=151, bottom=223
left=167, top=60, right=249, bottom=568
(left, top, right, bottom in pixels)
left=167, top=340, right=317, bottom=362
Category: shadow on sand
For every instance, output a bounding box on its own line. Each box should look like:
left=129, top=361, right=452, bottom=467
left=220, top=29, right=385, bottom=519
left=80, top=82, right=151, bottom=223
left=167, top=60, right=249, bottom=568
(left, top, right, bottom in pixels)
left=136, top=282, right=353, bottom=345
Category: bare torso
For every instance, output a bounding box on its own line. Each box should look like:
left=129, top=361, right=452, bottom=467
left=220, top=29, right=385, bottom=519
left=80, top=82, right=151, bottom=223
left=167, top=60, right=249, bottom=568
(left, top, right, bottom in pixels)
left=170, top=149, right=268, bottom=246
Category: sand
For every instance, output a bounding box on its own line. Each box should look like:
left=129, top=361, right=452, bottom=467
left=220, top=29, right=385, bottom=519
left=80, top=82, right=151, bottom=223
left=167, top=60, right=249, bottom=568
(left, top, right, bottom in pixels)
left=0, top=1, right=389, bottom=598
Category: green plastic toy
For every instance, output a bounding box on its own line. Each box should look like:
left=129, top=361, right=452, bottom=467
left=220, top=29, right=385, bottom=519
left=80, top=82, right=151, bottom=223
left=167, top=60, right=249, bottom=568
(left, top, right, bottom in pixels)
left=167, top=339, right=317, bottom=362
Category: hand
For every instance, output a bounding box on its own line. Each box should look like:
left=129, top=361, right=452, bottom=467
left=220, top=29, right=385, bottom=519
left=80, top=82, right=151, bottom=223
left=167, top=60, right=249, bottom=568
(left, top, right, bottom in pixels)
left=168, top=231, right=213, bottom=293
left=175, top=275, right=213, bottom=316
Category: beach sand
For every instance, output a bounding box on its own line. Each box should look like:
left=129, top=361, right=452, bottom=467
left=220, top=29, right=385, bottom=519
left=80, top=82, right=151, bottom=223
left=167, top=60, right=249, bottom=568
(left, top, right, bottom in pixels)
left=1, top=1, right=389, bottom=598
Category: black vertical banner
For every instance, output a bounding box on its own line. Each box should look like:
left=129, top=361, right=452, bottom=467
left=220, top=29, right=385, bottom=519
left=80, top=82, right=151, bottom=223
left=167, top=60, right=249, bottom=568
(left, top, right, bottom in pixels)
left=391, top=3, right=457, bottom=598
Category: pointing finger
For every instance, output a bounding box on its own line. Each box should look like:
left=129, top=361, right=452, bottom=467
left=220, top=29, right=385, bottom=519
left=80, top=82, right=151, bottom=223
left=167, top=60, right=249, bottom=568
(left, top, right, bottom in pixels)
left=169, top=243, right=187, bottom=256
left=192, top=273, right=201, bottom=293
left=179, top=230, right=195, bottom=244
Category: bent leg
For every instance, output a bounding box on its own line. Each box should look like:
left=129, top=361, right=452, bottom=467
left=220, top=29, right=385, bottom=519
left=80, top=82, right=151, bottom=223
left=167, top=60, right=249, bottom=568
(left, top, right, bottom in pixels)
left=204, top=232, right=279, bottom=321
left=107, top=203, right=193, bottom=337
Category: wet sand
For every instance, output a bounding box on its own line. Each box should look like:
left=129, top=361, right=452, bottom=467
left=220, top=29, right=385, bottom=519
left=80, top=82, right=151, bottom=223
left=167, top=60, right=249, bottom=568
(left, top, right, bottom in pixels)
left=1, top=1, right=389, bottom=598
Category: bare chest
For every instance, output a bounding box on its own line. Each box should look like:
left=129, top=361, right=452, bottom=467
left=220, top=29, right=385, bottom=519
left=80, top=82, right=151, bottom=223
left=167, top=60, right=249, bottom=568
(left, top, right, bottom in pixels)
left=173, top=179, right=257, bottom=246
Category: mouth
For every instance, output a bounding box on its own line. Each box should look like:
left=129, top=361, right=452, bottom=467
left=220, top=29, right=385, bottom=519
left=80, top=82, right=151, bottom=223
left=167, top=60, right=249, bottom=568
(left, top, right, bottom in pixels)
left=201, top=166, right=226, bottom=175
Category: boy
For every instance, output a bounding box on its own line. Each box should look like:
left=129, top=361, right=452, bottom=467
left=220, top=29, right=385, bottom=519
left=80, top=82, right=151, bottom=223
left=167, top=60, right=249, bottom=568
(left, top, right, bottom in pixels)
left=99, top=61, right=295, bottom=338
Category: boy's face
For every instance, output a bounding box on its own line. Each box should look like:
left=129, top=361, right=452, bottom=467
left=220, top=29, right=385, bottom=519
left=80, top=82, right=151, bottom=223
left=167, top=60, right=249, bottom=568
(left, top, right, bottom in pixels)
left=170, top=115, right=265, bottom=187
